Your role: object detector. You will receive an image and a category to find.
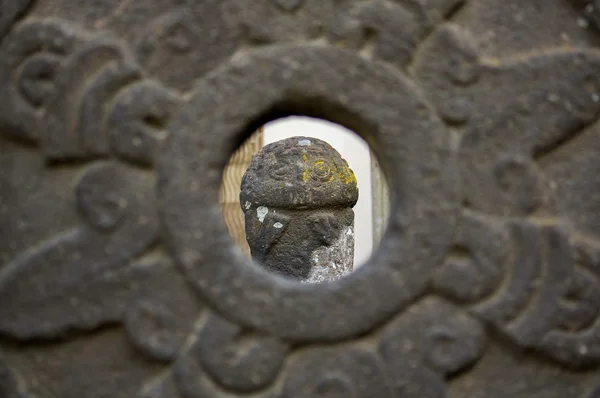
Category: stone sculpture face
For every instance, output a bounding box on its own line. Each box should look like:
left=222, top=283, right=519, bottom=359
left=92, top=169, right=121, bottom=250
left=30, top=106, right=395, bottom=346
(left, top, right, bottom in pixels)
left=240, top=136, right=358, bottom=282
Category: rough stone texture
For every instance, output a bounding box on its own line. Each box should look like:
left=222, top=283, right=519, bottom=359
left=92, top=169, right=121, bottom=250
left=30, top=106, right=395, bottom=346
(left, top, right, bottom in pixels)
left=240, top=136, right=357, bottom=282
left=1, top=1, right=600, bottom=397
left=306, top=224, right=354, bottom=284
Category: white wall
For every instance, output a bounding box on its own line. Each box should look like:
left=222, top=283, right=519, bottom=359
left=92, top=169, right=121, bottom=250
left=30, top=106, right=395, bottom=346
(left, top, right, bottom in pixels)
left=263, top=116, right=373, bottom=267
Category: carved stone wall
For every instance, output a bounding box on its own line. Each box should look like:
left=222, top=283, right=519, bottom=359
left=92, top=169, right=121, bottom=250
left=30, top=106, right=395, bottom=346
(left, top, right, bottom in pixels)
left=1, top=1, right=600, bottom=397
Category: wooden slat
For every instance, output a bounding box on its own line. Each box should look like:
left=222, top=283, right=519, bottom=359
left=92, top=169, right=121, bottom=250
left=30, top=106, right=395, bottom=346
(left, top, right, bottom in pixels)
left=219, top=128, right=264, bottom=256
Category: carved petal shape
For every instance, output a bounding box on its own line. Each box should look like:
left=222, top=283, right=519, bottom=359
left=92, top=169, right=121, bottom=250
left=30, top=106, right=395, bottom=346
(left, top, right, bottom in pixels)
left=0, top=163, right=160, bottom=340
left=124, top=259, right=202, bottom=362
left=416, top=25, right=600, bottom=216
left=281, top=345, right=394, bottom=398
left=194, top=313, right=289, bottom=393
left=379, top=296, right=486, bottom=393
left=434, top=210, right=509, bottom=303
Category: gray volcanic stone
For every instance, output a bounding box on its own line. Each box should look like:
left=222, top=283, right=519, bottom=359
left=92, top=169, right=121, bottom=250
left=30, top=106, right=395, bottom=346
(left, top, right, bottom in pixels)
left=3, top=1, right=600, bottom=397
left=240, top=136, right=358, bottom=282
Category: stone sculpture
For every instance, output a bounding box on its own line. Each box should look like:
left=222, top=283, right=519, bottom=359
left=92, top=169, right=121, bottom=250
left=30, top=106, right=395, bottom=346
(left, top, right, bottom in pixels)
left=2, top=1, right=600, bottom=397
left=240, top=136, right=358, bottom=283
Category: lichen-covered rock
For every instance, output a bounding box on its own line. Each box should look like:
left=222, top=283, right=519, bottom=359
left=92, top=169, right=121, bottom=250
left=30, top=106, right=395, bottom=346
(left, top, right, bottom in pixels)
left=240, top=136, right=358, bottom=282
left=240, top=136, right=358, bottom=210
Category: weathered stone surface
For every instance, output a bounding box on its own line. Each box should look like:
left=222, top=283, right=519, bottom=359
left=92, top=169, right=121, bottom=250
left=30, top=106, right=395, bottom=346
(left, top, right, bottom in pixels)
left=1, top=1, right=600, bottom=397
left=240, top=136, right=357, bottom=281
left=241, top=136, right=358, bottom=210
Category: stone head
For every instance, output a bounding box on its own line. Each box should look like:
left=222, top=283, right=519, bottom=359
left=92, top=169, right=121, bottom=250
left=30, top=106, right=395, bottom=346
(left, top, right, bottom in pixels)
left=240, top=136, right=359, bottom=281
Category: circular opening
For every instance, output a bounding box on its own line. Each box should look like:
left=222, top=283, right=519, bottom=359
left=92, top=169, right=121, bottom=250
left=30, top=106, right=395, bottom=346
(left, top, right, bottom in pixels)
left=159, top=43, right=457, bottom=340
left=219, top=116, right=390, bottom=283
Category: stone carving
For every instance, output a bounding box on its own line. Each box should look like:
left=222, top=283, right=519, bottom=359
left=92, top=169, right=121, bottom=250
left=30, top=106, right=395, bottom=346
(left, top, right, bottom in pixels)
left=330, top=0, right=465, bottom=69
left=2, top=1, right=600, bottom=397
left=240, top=136, right=358, bottom=282
left=378, top=298, right=486, bottom=397
left=137, top=1, right=240, bottom=92
left=280, top=345, right=394, bottom=398
left=195, top=313, right=289, bottom=393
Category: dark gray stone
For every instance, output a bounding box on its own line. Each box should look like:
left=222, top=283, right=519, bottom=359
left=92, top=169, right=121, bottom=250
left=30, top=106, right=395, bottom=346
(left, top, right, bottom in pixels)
left=0, top=0, right=34, bottom=40
left=240, top=136, right=358, bottom=282
left=1, top=1, right=600, bottom=397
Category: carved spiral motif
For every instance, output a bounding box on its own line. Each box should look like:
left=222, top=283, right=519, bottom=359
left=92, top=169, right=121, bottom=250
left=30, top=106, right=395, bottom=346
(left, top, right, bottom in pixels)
left=310, top=159, right=335, bottom=182
left=268, top=156, right=295, bottom=181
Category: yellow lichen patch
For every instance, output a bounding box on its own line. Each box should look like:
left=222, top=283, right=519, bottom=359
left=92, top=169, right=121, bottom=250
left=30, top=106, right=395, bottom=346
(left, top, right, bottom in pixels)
left=302, top=152, right=311, bottom=182
left=302, top=168, right=311, bottom=182
left=300, top=153, right=355, bottom=185
left=335, top=161, right=357, bottom=185
left=346, top=170, right=357, bottom=185
left=312, top=159, right=335, bottom=182
left=339, top=170, right=357, bottom=185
